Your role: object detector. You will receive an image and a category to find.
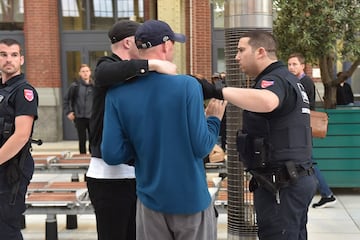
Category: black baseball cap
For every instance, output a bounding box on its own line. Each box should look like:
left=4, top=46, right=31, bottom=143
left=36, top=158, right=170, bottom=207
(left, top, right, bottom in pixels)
left=135, top=20, right=186, bottom=49
left=108, top=20, right=140, bottom=44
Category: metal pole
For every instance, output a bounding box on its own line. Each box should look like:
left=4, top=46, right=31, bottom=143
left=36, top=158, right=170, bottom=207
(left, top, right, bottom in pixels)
left=224, top=1, right=273, bottom=239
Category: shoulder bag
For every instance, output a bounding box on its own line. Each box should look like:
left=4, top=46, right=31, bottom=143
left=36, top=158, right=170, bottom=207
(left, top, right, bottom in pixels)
left=310, top=88, right=328, bottom=138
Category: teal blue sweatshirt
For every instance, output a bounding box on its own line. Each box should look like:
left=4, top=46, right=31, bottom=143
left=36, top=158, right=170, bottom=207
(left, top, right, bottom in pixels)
left=101, top=72, right=220, bottom=214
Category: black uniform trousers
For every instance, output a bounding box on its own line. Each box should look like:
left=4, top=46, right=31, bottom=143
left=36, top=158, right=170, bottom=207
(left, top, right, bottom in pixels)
left=0, top=180, right=28, bottom=240
left=254, top=174, right=317, bottom=240
left=86, top=177, right=137, bottom=240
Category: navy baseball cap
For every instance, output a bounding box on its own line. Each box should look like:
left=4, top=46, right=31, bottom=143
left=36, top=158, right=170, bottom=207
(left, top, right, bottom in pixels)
left=135, top=20, right=186, bottom=49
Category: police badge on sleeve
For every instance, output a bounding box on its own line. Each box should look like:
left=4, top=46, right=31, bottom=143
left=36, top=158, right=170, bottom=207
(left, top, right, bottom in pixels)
left=24, top=89, right=34, bottom=101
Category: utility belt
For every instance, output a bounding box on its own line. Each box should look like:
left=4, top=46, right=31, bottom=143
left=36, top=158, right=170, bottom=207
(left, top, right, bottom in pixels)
left=249, top=161, right=314, bottom=194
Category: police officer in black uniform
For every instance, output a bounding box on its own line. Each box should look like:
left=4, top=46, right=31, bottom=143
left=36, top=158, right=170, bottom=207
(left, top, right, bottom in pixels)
left=0, top=38, right=38, bottom=240
left=204, top=31, right=317, bottom=240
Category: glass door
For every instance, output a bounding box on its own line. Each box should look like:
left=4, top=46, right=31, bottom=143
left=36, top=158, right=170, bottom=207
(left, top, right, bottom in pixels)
left=62, top=46, right=110, bottom=140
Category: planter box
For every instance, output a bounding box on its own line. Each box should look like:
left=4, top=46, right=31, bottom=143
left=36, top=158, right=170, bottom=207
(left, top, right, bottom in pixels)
left=313, top=107, right=360, bottom=188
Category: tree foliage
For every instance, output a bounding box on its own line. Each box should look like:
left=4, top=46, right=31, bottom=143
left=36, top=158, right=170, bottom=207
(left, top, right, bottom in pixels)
left=273, top=0, right=360, bottom=108
left=210, top=0, right=225, bottom=7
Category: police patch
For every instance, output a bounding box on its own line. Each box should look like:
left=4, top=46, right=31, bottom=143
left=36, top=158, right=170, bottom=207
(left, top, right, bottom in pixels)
left=260, top=80, right=274, bottom=88
left=24, top=89, right=34, bottom=101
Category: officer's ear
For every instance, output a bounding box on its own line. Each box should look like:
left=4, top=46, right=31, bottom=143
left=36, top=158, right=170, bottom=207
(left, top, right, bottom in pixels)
left=258, top=47, right=267, bottom=55
left=20, top=55, right=24, bottom=66
left=256, top=47, right=267, bottom=59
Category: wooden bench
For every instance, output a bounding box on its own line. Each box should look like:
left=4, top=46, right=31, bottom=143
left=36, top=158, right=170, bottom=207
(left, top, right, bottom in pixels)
left=28, top=181, right=87, bottom=192
left=26, top=153, right=91, bottom=238
left=25, top=181, right=92, bottom=240
left=32, top=154, right=90, bottom=174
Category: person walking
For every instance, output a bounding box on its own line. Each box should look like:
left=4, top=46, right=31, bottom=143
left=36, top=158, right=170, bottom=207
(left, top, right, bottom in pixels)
left=288, top=52, right=336, bottom=209
left=86, top=20, right=177, bottom=240
left=204, top=31, right=317, bottom=240
left=101, top=19, right=227, bottom=240
left=63, top=64, right=94, bottom=154
left=0, top=38, right=39, bottom=240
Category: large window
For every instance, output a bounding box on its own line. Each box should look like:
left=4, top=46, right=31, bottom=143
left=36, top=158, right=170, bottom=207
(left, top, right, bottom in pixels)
left=213, top=1, right=224, bottom=28
left=117, top=0, right=143, bottom=20
left=61, top=0, right=144, bottom=30
left=0, top=0, right=24, bottom=30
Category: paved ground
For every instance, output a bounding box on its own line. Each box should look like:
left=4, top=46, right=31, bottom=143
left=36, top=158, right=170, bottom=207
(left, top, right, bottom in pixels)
left=21, top=141, right=360, bottom=240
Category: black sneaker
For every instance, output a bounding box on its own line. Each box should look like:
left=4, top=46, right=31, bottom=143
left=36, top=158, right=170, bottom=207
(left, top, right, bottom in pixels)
left=312, top=195, right=337, bottom=208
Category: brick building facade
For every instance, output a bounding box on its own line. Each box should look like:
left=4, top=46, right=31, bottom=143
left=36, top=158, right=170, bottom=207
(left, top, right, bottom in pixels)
left=1, top=0, right=214, bottom=141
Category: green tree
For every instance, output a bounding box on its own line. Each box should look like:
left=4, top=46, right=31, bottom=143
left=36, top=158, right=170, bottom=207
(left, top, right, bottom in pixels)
left=273, top=0, right=360, bottom=108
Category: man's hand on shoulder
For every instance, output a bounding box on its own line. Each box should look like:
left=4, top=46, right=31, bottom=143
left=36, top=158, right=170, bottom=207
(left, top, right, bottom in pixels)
left=148, top=59, right=177, bottom=75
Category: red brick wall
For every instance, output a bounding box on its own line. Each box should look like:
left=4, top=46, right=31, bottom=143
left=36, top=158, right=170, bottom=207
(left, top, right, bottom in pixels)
left=184, top=1, right=191, bottom=75
left=24, top=0, right=61, bottom=88
left=22, top=0, right=212, bottom=86
left=190, top=1, right=212, bottom=80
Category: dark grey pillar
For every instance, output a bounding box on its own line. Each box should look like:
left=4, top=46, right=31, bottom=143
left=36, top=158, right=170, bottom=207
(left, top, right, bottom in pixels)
left=224, top=1, right=273, bottom=239
left=45, top=214, right=58, bottom=240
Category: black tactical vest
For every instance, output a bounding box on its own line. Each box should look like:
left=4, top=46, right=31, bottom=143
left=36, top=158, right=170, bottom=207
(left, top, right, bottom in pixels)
left=0, top=77, right=27, bottom=146
left=242, top=71, right=312, bottom=166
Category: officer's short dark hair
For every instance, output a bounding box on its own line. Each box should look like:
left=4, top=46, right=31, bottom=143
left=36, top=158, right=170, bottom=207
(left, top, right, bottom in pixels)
left=0, top=38, right=23, bottom=55
left=241, top=31, right=277, bottom=55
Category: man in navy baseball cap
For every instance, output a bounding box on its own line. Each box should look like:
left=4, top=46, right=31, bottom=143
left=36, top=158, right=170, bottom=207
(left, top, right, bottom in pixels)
left=135, top=19, right=186, bottom=49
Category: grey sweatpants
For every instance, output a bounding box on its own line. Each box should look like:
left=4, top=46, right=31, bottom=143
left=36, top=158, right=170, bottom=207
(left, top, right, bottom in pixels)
left=136, top=199, right=217, bottom=240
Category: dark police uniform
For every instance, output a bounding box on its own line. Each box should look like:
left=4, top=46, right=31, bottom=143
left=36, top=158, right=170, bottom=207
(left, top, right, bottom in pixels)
left=237, top=62, right=317, bottom=240
left=0, top=73, right=38, bottom=240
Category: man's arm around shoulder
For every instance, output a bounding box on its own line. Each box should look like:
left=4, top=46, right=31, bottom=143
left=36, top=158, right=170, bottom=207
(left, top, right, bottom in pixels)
left=95, top=56, right=149, bottom=88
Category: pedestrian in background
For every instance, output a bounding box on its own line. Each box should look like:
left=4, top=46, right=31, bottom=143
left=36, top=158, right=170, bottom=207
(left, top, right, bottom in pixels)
left=63, top=64, right=94, bottom=154
left=288, top=52, right=336, bottom=209
left=336, top=71, right=354, bottom=106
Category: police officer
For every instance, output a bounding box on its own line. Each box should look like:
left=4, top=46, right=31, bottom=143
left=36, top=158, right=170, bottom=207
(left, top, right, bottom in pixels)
left=0, top=38, right=38, bottom=240
left=205, top=31, right=317, bottom=239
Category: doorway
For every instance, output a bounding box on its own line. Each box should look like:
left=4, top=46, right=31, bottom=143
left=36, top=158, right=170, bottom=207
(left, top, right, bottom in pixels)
left=61, top=36, right=110, bottom=140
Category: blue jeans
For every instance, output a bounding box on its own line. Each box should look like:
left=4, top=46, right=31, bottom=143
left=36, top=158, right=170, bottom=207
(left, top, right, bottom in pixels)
left=313, top=165, right=333, bottom=197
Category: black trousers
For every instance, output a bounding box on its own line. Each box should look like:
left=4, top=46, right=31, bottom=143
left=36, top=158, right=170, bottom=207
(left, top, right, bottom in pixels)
left=86, top=177, right=136, bottom=240
left=0, top=181, right=28, bottom=240
left=254, top=174, right=317, bottom=240
left=74, top=118, right=90, bottom=154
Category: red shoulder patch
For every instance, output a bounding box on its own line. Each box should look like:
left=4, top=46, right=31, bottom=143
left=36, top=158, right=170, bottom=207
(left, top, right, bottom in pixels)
left=24, top=89, right=34, bottom=102
left=260, top=80, right=274, bottom=88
